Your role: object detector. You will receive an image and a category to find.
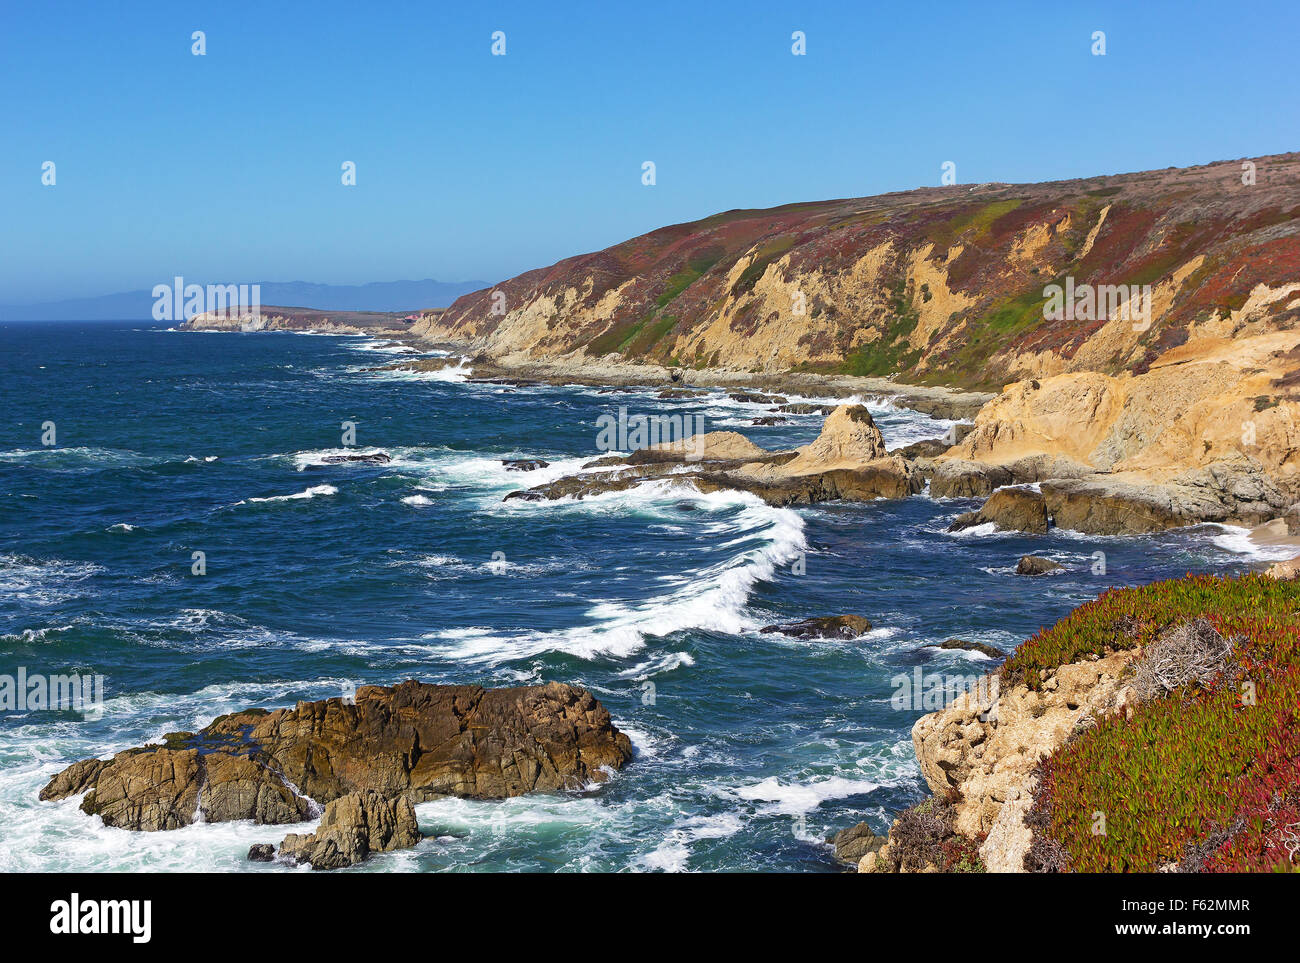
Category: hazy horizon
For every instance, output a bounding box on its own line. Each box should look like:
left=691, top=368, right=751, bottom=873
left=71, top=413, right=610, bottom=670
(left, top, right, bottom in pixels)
left=3, top=0, right=1297, bottom=304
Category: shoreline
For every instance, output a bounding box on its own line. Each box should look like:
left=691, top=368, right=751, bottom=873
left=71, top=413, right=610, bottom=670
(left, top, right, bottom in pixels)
left=399, top=339, right=995, bottom=421
left=38, top=323, right=1299, bottom=875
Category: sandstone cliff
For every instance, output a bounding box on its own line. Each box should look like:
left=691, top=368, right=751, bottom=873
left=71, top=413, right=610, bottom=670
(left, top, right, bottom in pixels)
left=414, top=154, right=1300, bottom=394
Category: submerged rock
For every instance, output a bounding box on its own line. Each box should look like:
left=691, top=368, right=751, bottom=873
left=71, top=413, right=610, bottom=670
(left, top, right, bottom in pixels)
left=320, top=452, right=391, bottom=465
left=729, top=392, right=787, bottom=405
left=502, top=458, right=550, bottom=471
left=1015, top=555, right=1064, bottom=576
left=922, top=638, right=1006, bottom=659
left=760, top=615, right=872, bottom=640
left=42, top=681, right=633, bottom=840
left=247, top=843, right=276, bottom=862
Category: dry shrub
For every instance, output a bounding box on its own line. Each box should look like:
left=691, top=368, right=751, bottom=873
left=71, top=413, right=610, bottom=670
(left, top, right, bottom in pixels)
left=1132, top=617, right=1232, bottom=702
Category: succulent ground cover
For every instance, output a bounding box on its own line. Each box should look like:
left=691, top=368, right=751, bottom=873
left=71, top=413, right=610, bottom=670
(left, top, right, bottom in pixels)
left=1012, top=574, right=1300, bottom=872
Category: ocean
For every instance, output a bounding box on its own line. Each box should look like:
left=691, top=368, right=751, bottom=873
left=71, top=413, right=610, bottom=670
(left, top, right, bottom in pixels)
left=0, top=320, right=1284, bottom=872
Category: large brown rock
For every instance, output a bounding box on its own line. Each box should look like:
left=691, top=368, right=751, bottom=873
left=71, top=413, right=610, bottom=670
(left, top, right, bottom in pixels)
left=505, top=405, right=919, bottom=507
left=830, top=821, right=886, bottom=866
left=949, top=486, right=1049, bottom=534
left=278, top=790, right=421, bottom=870
left=41, top=681, right=633, bottom=833
left=240, top=680, right=634, bottom=803
left=929, top=459, right=1014, bottom=498
left=40, top=741, right=315, bottom=833
left=694, top=460, right=919, bottom=505
left=1015, top=555, right=1064, bottom=576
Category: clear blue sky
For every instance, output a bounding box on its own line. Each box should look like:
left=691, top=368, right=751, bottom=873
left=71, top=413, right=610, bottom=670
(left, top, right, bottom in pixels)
left=2, top=0, right=1297, bottom=303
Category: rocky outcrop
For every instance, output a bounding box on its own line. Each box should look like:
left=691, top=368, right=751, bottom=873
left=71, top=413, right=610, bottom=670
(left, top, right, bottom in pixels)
left=505, top=405, right=920, bottom=507
left=760, top=616, right=872, bottom=640
left=42, top=681, right=633, bottom=847
left=903, top=650, right=1137, bottom=869
left=936, top=454, right=1292, bottom=536
left=181, top=306, right=420, bottom=336
left=830, top=821, right=886, bottom=865
left=949, top=486, right=1049, bottom=534
left=921, top=639, right=1006, bottom=659
left=693, top=459, right=918, bottom=506
left=1037, top=459, right=1291, bottom=535
left=277, top=791, right=421, bottom=870
left=1266, top=556, right=1300, bottom=579
left=1016, top=555, right=1064, bottom=575
left=38, top=741, right=314, bottom=832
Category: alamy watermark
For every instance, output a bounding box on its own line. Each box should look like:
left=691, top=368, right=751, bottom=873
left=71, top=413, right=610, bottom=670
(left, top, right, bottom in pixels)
left=0, top=668, right=106, bottom=720
left=1043, top=277, right=1152, bottom=331
left=595, top=406, right=708, bottom=459
left=891, top=668, right=998, bottom=717
left=151, top=276, right=262, bottom=322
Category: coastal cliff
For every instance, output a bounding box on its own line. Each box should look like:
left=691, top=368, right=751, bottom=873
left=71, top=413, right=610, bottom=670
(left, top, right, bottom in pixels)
left=414, top=154, right=1300, bottom=391
left=180, top=305, right=433, bottom=336
left=411, top=153, right=1300, bottom=527
left=858, top=573, right=1300, bottom=874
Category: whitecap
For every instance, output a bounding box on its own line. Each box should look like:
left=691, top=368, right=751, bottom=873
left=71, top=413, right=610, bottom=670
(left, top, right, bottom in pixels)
left=235, top=484, right=338, bottom=505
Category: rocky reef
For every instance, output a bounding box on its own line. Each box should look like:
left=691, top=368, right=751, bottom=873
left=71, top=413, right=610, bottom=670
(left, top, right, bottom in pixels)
left=505, top=403, right=918, bottom=508
left=501, top=397, right=1294, bottom=537
left=41, top=680, right=633, bottom=869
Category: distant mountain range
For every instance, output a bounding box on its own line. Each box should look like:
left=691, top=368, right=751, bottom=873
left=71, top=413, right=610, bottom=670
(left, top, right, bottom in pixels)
left=0, top=279, right=489, bottom=321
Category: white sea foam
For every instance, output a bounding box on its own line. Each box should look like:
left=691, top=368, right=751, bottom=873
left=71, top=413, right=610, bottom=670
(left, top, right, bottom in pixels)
left=730, top=775, right=886, bottom=816
left=946, top=520, right=999, bottom=538
left=0, top=555, right=104, bottom=606
left=639, top=812, right=746, bottom=872
left=430, top=484, right=805, bottom=663
left=1207, top=524, right=1298, bottom=561
left=236, top=484, right=337, bottom=505
left=357, top=358, right=474, bottom=383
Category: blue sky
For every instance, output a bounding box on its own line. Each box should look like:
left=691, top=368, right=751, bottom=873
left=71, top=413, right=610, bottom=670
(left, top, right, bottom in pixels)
left=2, top=0, right=1297, bottom=303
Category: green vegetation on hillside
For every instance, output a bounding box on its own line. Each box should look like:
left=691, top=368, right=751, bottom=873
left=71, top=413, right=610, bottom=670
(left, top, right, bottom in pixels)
left=840, top=277, right=923, bottom=377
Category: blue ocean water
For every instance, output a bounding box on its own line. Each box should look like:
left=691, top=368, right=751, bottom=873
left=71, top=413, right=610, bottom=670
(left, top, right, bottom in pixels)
left=0, top=320, right=1284, bottom=872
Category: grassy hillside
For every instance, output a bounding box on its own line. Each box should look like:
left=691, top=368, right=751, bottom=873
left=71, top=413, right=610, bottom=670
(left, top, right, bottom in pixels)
left=418, top=154, right=1300, bottom=391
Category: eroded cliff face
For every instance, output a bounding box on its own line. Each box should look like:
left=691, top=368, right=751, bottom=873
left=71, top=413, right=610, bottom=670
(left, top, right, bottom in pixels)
left=416, top=154, right=1300, bottom=393
left=945, top=322, right=1300, bottom=487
